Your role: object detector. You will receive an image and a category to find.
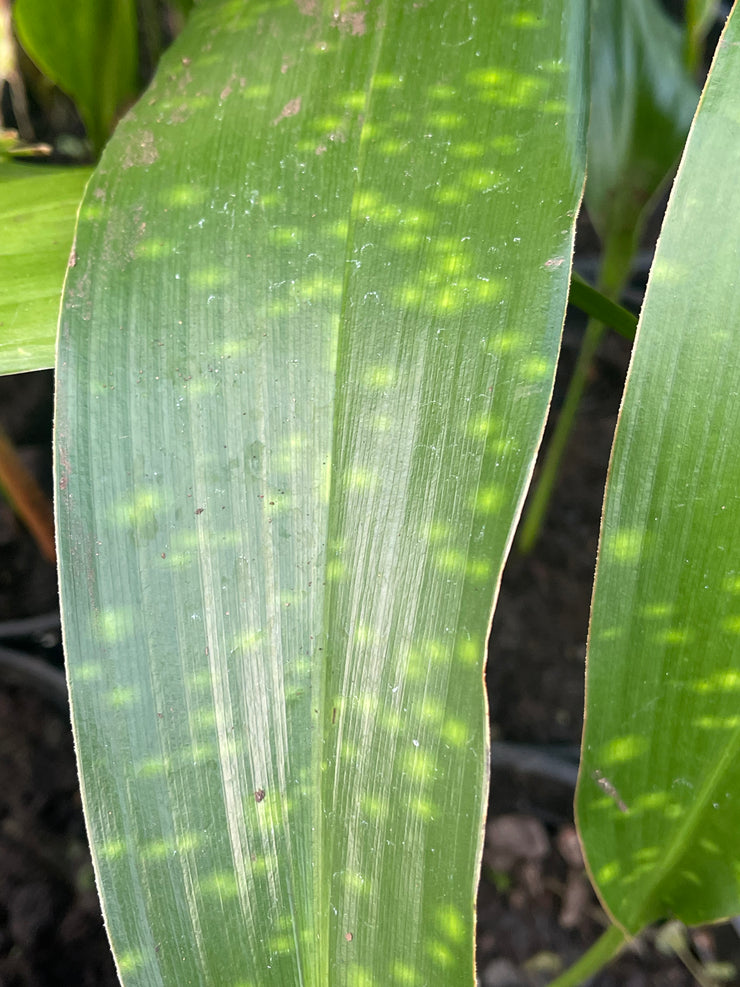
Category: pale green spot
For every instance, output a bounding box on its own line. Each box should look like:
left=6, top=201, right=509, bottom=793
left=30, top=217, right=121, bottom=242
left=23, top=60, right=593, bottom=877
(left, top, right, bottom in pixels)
left=201, top=870, right=239, bottom=899
left=655, top=627, right=690, bottom=645
left=428, top=83, right=456, bottom=100
left=402, top=745, right=435, bottom=782
left=693, top=715, right=740, bottom=729
left=435, top=903, right=466, bottom=944
left=373, top=73, right=400, bottom=89
left=721, top=574, right=740, bottom=593
left=420, top=697, right=444, bottom=723
left=641, top=602, right=672, bottom=619
left=104, top=685, right=137, bottom=710
left=466, top=414, right=490, bottom=440
left=410, top=796, right=435, bottom=820
left=267, top=934, right=294, bottom=953
left=99, top=839, right=126, bottom=862
left=442, top=717, right=469, bottom=747
left=136, top=756, right=169, bottom=778
left=363, top=365, right=396, bottom=389
left=475, top=485, right=504, bottom=513
left=631, top=790, right=669, bottom=812
left=142, top=839, right=169, bottom=861
left=435, top=186, right=465, bottom=205
left=452, top=141, right=485, bottom=158
left=242, top=84, right=270, bottom=100
left=600, top=735, right=647, bottom=765
left=109, top=488, right=163, bottom=527
left=456, top=638, right=480, bottom=665
left=466, top=558, right=492, bottom=583
left=722, top=615, right=740, bottom=634
left=360, top=794, right=388, bottom=822
left=338, top=91, right=366, bottom=111
left=604, top=528, right=643, bottom=563
left=436, top=548, right=467, bottom=575
left=597, top=861, right=620, bottom=885
left=391, top=961, right=417, bottom=985
left=693, top=669, right=740, bottom=693
left=117, top=950, right=145, bottom=975
left=75, top=661, right=103, bottom=683
left=426, top=940, right=454, bottom=967
left=176, top=832, right=201, bottom=853
left=343, top=870, right=366, bottom=895
left=135, top=238, right=172, bottom=260
left=166, top=184, right=204, bottom=206
left=95, top=606, right=134, bottom=645
left=190, top=266, right=227, bottom=289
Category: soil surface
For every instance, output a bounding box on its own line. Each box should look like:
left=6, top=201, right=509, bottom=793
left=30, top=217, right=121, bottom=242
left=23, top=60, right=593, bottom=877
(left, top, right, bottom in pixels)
left=0, top=270, right=738, bottom=987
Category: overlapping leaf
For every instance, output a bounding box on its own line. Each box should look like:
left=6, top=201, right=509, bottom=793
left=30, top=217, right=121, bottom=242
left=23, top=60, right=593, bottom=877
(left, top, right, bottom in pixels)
left=0, top=161, right=91, bottom=374
left=579, top=1, right=740, bottom=934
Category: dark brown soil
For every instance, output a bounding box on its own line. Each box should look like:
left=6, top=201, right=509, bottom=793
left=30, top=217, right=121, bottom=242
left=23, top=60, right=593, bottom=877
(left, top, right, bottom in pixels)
left=0, top=322, right=737, bottom=987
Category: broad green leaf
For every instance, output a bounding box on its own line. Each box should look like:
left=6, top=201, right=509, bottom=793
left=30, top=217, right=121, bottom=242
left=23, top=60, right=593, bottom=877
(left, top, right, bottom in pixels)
left=55, top=1, right=587, bottom=984
left=586, top=0, right=698, bottom=257
left=13, top=0, right=138, bottom=154
left=578, top=2, right=740, bottom=933
left=0, top=161, right=91, bottom=374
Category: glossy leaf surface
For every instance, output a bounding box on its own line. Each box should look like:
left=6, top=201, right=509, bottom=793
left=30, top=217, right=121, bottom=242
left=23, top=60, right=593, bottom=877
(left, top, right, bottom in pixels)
left=13, top=0, right=138, bottom=153
left=55, top=1, right=587, bottom=983
left=578, top=3, right=740, bottom=933
left=0, top=161, right=90, bottom=374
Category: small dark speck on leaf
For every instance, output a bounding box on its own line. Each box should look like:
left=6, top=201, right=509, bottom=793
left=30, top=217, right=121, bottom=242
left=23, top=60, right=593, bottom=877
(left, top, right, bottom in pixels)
left=161, top=553, right=166, bottom=558
left=195, top=507, right=204, bottom=515
left=345, top=932, right=353, bottom=942
left=254, top=789, right=265, bottom=803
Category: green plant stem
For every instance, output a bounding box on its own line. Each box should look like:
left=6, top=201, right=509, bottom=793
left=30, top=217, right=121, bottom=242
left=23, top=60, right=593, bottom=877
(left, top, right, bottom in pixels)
left=517, top=313, right=605, bottom=553
left=548, top=923, right=627, bottom=987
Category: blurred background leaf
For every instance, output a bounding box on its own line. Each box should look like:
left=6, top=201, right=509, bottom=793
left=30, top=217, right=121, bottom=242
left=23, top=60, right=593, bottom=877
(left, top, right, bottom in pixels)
left=517, top=0, right=699, bottom=555
left=13, top=0, right=138, bottom=154
left=0, top=160, right=91, bottom=374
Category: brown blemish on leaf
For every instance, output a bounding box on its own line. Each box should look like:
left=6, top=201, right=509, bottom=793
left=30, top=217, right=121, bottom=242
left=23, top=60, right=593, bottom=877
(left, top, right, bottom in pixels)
left=592, top=770, right=628, bottom=813
left=295, top=0, right=318, bottom=13
left=331, top=9, right=366, bottom=35
left=272, top=97, right=302, bottom=126
left=254, top=789, right=265, bottom=803
left=344, top=932, right=353, bottom=942
left=122, top=130, right=159, bottom=169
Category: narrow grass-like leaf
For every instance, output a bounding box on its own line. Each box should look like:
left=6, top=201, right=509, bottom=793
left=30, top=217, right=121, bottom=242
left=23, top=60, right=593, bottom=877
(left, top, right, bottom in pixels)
left=55, top=1, right=587, bottom=983
left=568, top=273, right=636, bottom=341
left=13, top=0, right=138, bottom=154
left=578, top=2, right=740, bottom=933
left=0, top=161, right=90, bottom=374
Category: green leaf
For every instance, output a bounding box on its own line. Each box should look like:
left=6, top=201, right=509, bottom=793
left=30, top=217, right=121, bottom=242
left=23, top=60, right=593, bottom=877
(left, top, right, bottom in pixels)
left=568, top=273, right=637, bottom=340
left=586, top=0, right=698, bottom=255
left=685, top=0, right=720, bottom=73
left=578, top=2, right=740, bottom=934
left=55, top=1, right=587, bottom=983
left=0, top=161, right=91, bottom=375
left=13, top=0, right=138, bottom=154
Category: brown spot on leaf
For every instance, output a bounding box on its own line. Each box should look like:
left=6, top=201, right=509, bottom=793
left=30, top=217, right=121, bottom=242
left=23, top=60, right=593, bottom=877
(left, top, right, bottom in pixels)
left=272, top=97, right=302, bottom=126
left=254, top=789, right=265, bottom=803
